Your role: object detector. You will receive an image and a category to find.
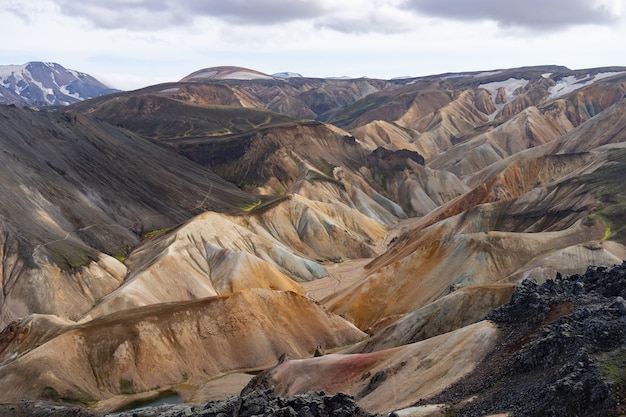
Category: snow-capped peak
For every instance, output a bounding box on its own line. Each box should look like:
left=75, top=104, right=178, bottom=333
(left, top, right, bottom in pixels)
left=0, top=61, right=118, bottom=106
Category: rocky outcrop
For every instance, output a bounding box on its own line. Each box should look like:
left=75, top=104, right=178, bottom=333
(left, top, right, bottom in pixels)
left=418, top=263, right=626, bottom=416
left=0, top=401, right=100, bottom=417
left=0, top=390, right=379, bottom=417
left=200, top=390, right=377, bottom=417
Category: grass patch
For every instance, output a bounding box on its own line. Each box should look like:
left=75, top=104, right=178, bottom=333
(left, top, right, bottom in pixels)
left=241, top=199, right=262, bottom=212
left=235, top=195, right=291, bottom=216
left=598, top=348, right=626, bottom=386
left=590, top=204, right=626, bottom=244
left=142, top=227, right=173, bottom=239
left=316, top=158, right=337, bottom=177
left=112, top=245, right=130, bottom=263
left=42, top=386, right=97, bottom=407
left=576, top=148, right=626, bottom=244
left=42, top=386, right=61, bottom=402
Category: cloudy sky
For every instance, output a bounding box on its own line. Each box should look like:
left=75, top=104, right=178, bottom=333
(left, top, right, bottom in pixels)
left=1, top=0, right=625, bottom=90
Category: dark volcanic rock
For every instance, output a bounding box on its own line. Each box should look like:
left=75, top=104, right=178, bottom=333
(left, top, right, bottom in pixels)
left=111, top=389, right=379, bottom=417
left=0, top=401, right=100, bottom=417
left=418, top=262, right=626, bottom=417
left=366, top=147, right=425, bottom=169
left=365, top=147, right=425, bottom=190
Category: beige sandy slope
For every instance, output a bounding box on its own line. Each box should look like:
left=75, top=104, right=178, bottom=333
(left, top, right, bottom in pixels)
left=240, top=192, right=388, bottom=262
left=251, top=321, right=498, bottom=413
left=323, top=213, right=609, bottom=331
left=82, top=187, right=390, bottom=319
left=387, top=163, right=470, bottom=216
left=406, top=90, right=492, bottom=159
left=427, top=103, right=575, bottom=176
left=352, top=120, right=421, bottom=152
left=0, top=289, right=365, bottom=409
left=82, top=211, right=307, bottom=320
left=347, top=284, right=516, bottom=350
left=321, top=100, right=626, bottom=331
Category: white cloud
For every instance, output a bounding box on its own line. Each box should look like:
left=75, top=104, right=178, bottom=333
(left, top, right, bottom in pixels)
left=402, top=0, right=622, bottom=30
left=0, top=0, right=624, bottom=90
left=53, top=0, right=336, bottom=29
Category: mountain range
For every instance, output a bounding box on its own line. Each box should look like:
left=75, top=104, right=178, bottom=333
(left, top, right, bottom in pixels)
left=0, top=62, right=118, bottom=106
left=1, top=62, right=626, bottom=416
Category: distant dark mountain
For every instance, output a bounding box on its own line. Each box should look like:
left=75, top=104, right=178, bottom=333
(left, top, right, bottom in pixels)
left=0, top=62, right=118, bottom=106
left=71, top=65, right=400, bottom=122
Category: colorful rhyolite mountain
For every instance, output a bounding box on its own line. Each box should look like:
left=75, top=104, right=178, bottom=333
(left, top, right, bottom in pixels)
left=0, top=64, right=626, bottom=416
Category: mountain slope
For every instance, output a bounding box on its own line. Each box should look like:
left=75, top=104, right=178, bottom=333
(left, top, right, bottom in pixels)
left=0, top=289, right=365, bottom=410
left=0, top=62, right=118, bottom=106
left=415, top=264, right=626, bottom=416
left=70, top=67, right=398, bottom=121
left=247, top=321, right=498, bottom=413
left=323, top=97, right=626, bottom=331
left=0, top=105, right=259, bottom=327
left=2, top=64, right=626, bottom=415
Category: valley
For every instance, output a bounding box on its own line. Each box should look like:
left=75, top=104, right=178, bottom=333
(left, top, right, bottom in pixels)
left=1, top=64, right=626, bottom=416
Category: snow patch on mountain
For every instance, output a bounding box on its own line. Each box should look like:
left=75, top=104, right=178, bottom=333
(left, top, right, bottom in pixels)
left=273, top=72, right=303, bottom=79
left=474, top=70, right=503, bottom=78
left=60, top=85, right=82, bottom=100
left=222, top=71, right=272, bottom=80
left=190, top=70, right=218, bottom=79
left=0, top=62, right=117, bottom=106
left=158, top=87, right=181, bottom=93
left=478, top=78, right=529, bottom=121
left=548, top=71, right=626, bottom=99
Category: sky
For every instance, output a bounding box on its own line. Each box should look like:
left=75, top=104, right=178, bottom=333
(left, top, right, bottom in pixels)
left=1, top=0, right=625, bottom=90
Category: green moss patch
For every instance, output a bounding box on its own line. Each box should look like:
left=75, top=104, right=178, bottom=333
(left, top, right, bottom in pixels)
left=142, top=227, right=174, bottom=240
left=576, top=148, right=626, bottom=244
left=235, top=195, right=291, bottom=216
left=598, top=348, right=626, bottom=390
left=241, top=199, right=262, bottom=212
